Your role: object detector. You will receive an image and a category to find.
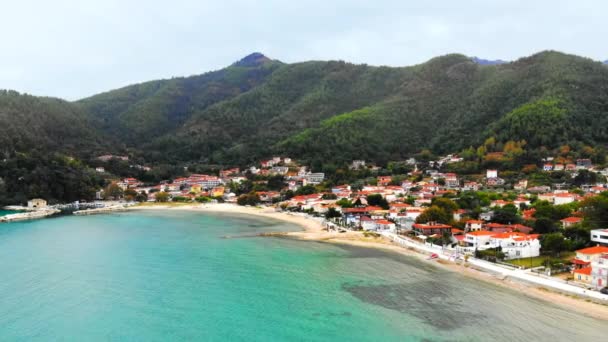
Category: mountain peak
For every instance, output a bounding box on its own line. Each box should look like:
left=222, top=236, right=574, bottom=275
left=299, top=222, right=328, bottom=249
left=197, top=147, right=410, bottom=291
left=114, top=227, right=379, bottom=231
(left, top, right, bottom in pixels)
left=233, top=52, right=272, bottom=67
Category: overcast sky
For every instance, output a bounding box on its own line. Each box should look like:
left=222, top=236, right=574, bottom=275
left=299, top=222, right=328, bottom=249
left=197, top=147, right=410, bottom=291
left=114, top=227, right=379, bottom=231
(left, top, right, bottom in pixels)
left=1, top=0, right=606, bottom=100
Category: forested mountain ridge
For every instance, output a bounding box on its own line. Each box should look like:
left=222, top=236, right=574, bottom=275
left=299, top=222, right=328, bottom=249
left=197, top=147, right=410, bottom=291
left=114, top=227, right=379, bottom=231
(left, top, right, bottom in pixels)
left=4, top=50, right=608, bottom=169
left=0, top=90, right=107, bottom=157
left=77, top=53, right=283, bottom=145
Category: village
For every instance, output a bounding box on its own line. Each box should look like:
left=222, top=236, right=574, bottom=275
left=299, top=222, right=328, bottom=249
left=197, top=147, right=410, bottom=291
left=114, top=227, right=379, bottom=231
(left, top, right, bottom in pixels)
left=5, top=152, right=608, bottom=298
left=78, top=153, right=608, bottom=297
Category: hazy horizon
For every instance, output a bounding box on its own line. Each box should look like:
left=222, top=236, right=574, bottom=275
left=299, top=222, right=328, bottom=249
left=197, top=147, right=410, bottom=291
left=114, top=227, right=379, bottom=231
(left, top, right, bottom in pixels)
left=2, top=0, right=607, bottom=100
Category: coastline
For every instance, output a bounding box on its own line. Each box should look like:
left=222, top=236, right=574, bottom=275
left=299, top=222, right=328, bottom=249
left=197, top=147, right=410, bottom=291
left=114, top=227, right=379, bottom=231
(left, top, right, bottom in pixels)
left=129, top=203, right=608, bottom=320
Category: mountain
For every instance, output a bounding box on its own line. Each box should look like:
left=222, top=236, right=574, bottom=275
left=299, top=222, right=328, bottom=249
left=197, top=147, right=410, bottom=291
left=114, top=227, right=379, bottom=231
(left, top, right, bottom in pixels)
left=5, top=50, right=608, bottom=169
left=0, top=90, right=106, bottom=157
left=471, top=57, right=508, bottom=65
left=77, top=53, right=283, bottom=144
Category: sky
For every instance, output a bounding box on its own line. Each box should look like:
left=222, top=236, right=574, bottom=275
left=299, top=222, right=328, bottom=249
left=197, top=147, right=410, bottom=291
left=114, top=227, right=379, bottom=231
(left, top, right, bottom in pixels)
left=1, top=0, right=607, bottom=100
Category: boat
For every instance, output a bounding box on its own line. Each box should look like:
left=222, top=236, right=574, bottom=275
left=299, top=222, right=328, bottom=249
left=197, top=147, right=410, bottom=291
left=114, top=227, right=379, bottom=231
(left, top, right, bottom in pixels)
left=427, top=253, right=439, bottom=260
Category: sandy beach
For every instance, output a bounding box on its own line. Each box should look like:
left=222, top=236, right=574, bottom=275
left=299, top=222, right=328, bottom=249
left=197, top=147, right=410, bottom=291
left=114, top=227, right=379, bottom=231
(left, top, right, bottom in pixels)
left=129, top=202, right=608, bottom=320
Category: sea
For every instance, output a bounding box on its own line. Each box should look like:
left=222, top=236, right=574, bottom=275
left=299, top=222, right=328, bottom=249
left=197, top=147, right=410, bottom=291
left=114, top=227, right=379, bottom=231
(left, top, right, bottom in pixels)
left=0, top=210, right=605, bottom=341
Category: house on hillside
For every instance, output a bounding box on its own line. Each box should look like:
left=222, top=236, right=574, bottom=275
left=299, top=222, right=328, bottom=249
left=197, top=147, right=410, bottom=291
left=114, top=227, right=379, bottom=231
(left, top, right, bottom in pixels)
left=560, top=216, right=582, bottom=229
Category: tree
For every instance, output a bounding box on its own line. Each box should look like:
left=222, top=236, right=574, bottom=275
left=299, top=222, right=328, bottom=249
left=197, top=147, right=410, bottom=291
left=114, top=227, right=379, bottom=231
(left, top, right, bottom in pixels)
left=135, top=191, right=148, bottom=202
left=492, top=204, right=521, bottom=224
left=541, top=233, right=570, bottom=257
left=103, top=182, right=123, bottom=200
left=325, top=207, right=342, bottom=219
left=563, top=225, right=592, bottom=250
left=416, top=206, right=451, bottom=224
left=322, top=193, right=338, bottom=200
left=533, top=217, right=557, bottom=234
left=431, top=197, right=458, bottom=216
left=580, top=192, right=608, bottom=228
left=155, top=192, right=170, bottom=202
left=295, top=185, right=316, bottom=196
left=336, top=198, right=354, bottom=208
left=124, top=188, right=138, bottom=202
left=366, top=194, right=389, bottom=209
left=237, top=193, right=260, bottom=206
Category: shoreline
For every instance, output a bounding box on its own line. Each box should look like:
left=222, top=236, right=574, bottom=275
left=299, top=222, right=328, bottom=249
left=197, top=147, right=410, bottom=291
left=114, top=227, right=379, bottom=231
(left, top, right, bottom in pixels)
left=130, top=203, right=608, bottom=320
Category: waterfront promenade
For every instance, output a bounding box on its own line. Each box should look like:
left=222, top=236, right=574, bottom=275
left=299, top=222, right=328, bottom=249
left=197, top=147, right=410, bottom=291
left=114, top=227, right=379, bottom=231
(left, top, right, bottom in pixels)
left=381, top=231, right=608, bottom=302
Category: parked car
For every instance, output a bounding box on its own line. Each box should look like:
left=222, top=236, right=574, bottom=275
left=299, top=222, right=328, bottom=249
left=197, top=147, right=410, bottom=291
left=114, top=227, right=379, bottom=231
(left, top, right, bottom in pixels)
left=600, top=287, right=608, bottom=295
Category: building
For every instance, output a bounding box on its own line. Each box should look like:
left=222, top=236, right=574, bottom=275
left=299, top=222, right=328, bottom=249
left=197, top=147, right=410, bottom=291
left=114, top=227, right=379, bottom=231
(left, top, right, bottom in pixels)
left=375, top=219, right=396, bottom=231
left=591, top=253, right=608, bottom=289
left=591, top=229, right=608, bottom=246
left=560, top=217, right=583, bottom=229
left=27, top=198, right=47, bottom=209
left=95, top=167, right=105, bottom=173
left=572, top=246, right=608, bottom=265
left=463, top=181, right=481, bottom=191
left=486, top=169, right=498, bottom=179
left=360, top=216, right=377, bottom=230
left=488, top=233, right=540, bottom=260
left=464, top=231, right=495, bottom=249
left=412, top=222, right=453, bottom=236
left=576, top=159, right=592, bottom=169
left=543, top=164, right=553, bottom=171
left=465, top=220, right=483, bottom=232
left=554, top=193, right=578, bottom=205
left=305, top=173, right=325, bottom=185
left=574, top=267, right=593, bottom=285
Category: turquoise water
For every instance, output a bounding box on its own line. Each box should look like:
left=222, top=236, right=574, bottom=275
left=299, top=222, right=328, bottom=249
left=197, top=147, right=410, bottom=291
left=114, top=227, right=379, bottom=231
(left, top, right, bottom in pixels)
left=0, top=210, right=17, bottom=216
left=0, top=211, right=605, bottom=341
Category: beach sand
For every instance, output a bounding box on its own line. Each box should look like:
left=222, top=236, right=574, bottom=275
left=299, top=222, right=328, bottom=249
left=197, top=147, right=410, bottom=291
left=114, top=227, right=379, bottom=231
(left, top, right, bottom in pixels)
left=129, top=203, right=608, bottom=320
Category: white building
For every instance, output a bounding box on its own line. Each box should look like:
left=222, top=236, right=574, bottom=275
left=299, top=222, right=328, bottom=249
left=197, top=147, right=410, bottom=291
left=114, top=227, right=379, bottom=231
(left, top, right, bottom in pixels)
left=486, top=169, right=498, bottom=179
left=464, top=231, right=495, bottom=249
left=591, top=229, right=608, bottom=246
left=488, top=233, right=541, bottom=260
left=591, top=253, right=608, bottom=289
left=27, top=198, right=47, bottom=209
left=305, top=173, right=325, bottom=184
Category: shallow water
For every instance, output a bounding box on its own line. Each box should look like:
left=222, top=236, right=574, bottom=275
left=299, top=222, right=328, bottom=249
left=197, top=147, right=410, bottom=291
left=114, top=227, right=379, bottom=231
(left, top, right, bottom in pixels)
left=0, top=211, right=604, bottom=341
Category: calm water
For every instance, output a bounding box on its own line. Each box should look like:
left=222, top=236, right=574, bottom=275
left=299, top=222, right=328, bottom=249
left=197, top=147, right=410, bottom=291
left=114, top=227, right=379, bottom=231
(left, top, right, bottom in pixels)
left=0, top=210, right=17, bottom=216
left=0, top=211, right=605, bottom=341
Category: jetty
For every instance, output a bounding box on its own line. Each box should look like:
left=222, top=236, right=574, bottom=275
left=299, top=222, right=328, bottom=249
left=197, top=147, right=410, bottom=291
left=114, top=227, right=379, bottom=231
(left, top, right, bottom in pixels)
left=73, top=205, right=129, bottom=216
left=0, top=209, right=60, bottom=223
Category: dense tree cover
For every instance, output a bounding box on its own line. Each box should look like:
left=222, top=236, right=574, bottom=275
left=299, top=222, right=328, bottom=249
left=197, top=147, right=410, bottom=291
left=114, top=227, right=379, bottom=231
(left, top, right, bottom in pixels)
left=0, top=152, right=104, bottom=205
left=78, top=53, right=284, bottom=145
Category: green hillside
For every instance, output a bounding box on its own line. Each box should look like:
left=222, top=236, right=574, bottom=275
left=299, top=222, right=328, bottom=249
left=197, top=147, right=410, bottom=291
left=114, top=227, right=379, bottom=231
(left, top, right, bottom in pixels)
left=4, top=50, right=608, bottom=171
left=0, top=90, right=106, bottom=156
left=77, top=53, right=283, bottom=144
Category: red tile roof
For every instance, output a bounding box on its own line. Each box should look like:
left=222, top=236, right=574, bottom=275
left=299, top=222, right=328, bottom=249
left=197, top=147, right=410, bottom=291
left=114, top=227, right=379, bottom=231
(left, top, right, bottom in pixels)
left=576, top=246, right=608, bottom=255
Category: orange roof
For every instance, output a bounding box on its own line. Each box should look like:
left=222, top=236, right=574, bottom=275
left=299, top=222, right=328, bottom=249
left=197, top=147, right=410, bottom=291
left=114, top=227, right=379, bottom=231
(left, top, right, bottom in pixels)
left=466, top=231, right=495, bottom=236
left=576, top=246, right=608, bottom=255
left=375, top=219, right=394, bottom=225
left=560, top=217, right=582, bottom=223
left=466, top=220, right=483, bottom=224
left=490, top=232, right=526, bottom=239
left=513, top=234, right=540, bottom=241
left=574, top=267, right=592, bottom=275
